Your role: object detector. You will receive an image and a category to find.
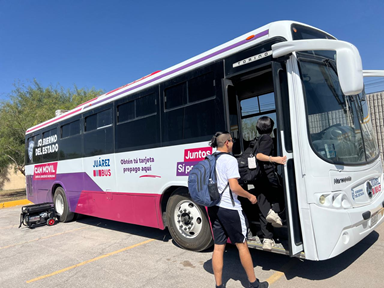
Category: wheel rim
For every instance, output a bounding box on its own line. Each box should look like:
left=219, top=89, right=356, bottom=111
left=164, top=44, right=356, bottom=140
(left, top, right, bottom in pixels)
left=173, top=200, right=204, bottom=239
left=55, top=194, right=64, bottom=216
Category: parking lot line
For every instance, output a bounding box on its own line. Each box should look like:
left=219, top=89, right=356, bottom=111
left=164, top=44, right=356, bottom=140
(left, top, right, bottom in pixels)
left=0, top=227, right=88, bottom=250
left=265, top=258, right=296, bottom=285
left=26, top=238, right=155, bottom=284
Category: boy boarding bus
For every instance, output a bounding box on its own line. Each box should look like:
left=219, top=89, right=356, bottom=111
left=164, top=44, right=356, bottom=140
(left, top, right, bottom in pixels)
left=25, top=21, right=384, bottom=261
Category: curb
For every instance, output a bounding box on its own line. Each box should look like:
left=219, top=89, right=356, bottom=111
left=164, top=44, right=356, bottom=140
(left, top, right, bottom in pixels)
left=0, top=199, right=33, bottom=209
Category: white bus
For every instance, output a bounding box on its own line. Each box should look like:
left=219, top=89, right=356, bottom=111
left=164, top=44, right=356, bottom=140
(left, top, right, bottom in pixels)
left=25, top=21, right=384, bottom=261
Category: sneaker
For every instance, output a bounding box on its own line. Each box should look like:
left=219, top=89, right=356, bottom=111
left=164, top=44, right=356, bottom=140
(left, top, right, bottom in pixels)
left=266, top=209, right=282, bottom=227
left=249, top=278, right=269, bottom=288
left=247, top=228, right=257, bottom=241
left=262, top=238, right=275, bottom=251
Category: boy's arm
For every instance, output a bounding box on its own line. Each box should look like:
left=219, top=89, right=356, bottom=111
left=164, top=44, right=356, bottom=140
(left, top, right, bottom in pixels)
left=256, top=153, right=287, bottom=165
left=228, top=178, right=257, bottom=204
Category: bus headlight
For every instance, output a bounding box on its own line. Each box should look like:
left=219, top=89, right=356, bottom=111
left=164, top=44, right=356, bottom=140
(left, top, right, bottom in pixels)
left=318, top=194, right=333, bottom=206
left=319, top=195, right=326, bottom=204
left=317, top=192, right=352, bottom=209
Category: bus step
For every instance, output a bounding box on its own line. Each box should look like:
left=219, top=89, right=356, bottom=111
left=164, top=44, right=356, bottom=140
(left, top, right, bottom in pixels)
left=246, top=235, right=290, bottom=256
left=250, top=220, right=287, bottom=228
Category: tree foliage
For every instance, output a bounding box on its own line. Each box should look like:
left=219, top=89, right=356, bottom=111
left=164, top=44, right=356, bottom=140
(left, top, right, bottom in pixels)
left=0, top=80, right=103, bottom=176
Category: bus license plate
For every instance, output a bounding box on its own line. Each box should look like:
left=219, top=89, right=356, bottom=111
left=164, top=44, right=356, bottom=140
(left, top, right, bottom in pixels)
left=371, top=213, right=379, bottom=227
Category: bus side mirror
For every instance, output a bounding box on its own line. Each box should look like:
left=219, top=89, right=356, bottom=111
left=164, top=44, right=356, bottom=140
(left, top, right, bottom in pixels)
left=271, top=39, right=363, bottom=96
left=363, top=70, right=384, bottom=77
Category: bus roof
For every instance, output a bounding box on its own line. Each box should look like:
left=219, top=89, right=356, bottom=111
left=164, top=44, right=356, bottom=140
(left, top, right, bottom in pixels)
left=26, top=20, right=331, bottom=135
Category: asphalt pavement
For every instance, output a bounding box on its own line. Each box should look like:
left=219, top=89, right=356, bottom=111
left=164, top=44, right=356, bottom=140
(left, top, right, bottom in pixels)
left=1, top=205, right=384, bottom=288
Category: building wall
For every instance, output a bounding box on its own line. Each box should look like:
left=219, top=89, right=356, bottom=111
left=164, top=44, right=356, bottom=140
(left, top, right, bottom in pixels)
left=0, top=166, right=25, bottom=191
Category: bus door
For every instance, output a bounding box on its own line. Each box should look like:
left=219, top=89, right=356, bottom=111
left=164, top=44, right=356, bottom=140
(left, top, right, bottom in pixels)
left=272, top=60, right=304, bottom=257
left=224, top=62, right=303, bottom=257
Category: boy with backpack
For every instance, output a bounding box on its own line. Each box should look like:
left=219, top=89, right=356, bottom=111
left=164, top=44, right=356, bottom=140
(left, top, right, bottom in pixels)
left=206, top=132, right=269, bottom=288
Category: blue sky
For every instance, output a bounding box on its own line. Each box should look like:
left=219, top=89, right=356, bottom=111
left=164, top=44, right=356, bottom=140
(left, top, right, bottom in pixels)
left=1, top=0, right=384, bottom=102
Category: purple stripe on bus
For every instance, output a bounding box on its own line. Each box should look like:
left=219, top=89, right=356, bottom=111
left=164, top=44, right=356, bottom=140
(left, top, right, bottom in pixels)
left=27, top=172, right=103, bottom=212
left=89, top=29, right=269, bottom=108
left=27, top=172, right=165, bottom=229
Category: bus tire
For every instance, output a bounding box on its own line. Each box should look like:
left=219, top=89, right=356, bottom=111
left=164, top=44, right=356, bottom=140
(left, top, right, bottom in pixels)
left=166, top=189, right=213, bottom=251
left=53, top=187, right=75, bottom=222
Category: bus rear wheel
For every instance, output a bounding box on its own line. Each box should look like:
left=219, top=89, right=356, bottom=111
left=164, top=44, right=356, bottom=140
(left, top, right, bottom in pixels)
left=53, top=187, right=74, bottom=222
left=166, top=189, right=213, bottom=251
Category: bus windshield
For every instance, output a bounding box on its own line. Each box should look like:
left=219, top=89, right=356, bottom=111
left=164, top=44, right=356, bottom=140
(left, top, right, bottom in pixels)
left=298, top=53, right=379, bottom=165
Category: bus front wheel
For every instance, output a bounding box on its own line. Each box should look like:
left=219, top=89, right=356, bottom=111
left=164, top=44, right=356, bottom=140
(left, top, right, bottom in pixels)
left=53, top=187, right=75, bottom=222
left=166, top=190, right=213, bottom=251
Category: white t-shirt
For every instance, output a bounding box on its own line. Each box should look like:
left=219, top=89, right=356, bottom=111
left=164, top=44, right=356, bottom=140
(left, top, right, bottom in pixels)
left=215, top=153, right=242, bottom=210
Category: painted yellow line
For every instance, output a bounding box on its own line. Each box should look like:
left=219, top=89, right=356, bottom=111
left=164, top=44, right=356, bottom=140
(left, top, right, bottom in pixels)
left=0, top=227, right=88, bottom=250
left=265, top=259, right=296, bottom=285
left=26, top=238, right=155, bottom=283
left=0, top=199, right=32, bottom=209
left=267, top=271, right=285, bottom=285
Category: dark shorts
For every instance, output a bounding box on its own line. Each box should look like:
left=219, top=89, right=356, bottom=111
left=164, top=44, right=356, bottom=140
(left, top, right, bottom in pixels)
left=208, top=206, right=249, bottom=245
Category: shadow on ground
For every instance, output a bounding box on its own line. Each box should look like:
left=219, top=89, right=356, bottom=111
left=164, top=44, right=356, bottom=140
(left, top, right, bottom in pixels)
left=20, top=210, right=378, bottom=287
left=75, top=215, right=173, bottom=243
left=202, top=231, right=379, bottom=287
left=75, top=213, right=379, bottom=287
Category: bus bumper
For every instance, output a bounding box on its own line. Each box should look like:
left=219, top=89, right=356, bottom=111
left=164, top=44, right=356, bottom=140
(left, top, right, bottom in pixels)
left=310, top=192, right=384, bottom=260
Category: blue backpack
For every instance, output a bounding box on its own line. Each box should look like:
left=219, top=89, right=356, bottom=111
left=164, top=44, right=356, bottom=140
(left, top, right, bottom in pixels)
left=188, top=152, right=233, bottom=207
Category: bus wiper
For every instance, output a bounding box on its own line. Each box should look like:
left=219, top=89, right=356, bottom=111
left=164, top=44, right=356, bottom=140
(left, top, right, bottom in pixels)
left=320, top=60, right=344, bottom=109
left=323, top=59, right=358, bottom=124
left=323, top=58, right=337, bottom=75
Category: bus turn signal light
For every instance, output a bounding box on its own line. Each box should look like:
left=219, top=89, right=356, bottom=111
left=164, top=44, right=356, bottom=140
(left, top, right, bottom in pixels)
left=246, top=35, right=255, bottom=40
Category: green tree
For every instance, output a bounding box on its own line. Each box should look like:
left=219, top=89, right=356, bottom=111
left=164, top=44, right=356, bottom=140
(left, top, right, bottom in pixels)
left=0, top=80, right=103, bottom=176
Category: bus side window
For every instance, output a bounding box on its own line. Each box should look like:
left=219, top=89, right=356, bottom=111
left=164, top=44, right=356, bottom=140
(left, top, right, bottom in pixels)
left=163, top=82, right=186, bottom=142
left=41, top=128, right=59, bottom=162
left=61, top=120, right=80, bottom=139
left=85, top=114, right=97, bottom=132
left=84, top=108, right=113, bottom=157
left=116, top=92, right=160, bottom=151
left=184, top=72, right=217, bottom=140
left=233, top=69, right=277, bottom=154
left=240, top=93, right=277, bottom=148
left=162, top=69, right=220, bottom=144
left=97, top=109, right=112, bottom=129
left=60, top=119, right=82, bottom=160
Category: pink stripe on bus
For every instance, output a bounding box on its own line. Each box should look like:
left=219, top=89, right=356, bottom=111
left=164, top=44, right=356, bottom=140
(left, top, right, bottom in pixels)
left=75, top=190, right=164, bottom=229
left=26, top=108, right=82, bottom=134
